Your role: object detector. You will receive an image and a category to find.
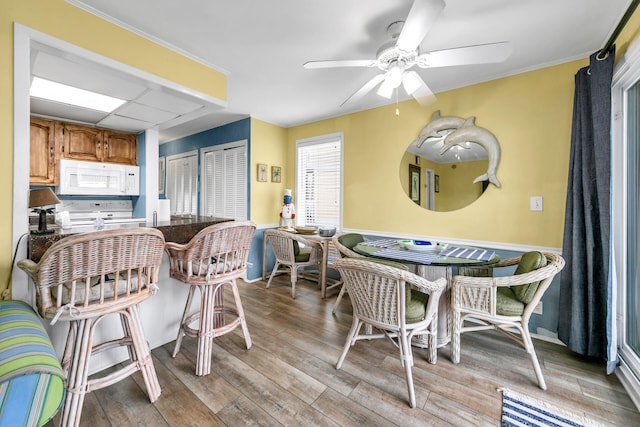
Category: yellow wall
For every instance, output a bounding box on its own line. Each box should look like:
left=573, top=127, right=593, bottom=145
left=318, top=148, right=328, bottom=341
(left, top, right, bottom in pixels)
left=250, top=118, right=289, bottom=224
left=1, top=0, right=227, bottom=297
left=287, top=61, right=579, bottom=248
left=5, top=2, right=640, bottom=297
left=282, top=8, right=640, bottom=249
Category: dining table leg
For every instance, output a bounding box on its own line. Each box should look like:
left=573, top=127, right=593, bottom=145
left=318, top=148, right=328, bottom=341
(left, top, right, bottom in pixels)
left=415, top=265, right=452, bottom=348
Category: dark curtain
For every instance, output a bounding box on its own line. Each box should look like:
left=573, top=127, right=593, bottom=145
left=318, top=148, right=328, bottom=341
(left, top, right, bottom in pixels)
left=558, top=49, right=615, bottom=359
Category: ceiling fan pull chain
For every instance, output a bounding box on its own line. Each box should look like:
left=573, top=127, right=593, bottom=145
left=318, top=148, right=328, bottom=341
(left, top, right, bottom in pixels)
left=396, top=88, right=400, bottom=116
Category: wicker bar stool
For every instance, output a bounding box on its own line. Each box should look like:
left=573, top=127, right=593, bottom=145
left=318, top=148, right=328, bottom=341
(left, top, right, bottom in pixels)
left=17, top=228, right=166, bottom=427
left=165, top=221, right=256, bottom=376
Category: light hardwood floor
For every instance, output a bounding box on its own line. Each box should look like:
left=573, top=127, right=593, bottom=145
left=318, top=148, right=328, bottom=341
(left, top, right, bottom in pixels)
left=49, top=276, right=640, bottom=426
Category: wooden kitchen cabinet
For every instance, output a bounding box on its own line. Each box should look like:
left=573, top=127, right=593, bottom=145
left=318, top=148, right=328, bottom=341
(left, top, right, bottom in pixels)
left=59, top=123, right=138, bottom=165
left=102, top=130, right=138, bottom=165
left=29, top=117, right=59, bottom=185
left=60, top=123, right=103, bottom=162
left=30, top=118, right=138, bottom=184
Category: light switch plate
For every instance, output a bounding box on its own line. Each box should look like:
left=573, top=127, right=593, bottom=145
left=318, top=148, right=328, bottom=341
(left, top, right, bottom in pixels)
left=530, top=196, right=543, bottom=211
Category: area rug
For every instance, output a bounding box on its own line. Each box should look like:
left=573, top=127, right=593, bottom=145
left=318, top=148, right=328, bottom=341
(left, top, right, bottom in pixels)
left=499, top=388, right=605, bottom=427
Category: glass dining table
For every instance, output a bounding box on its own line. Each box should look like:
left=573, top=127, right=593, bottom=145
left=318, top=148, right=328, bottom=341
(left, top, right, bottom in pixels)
left=353, top=239, right=500, bottom=348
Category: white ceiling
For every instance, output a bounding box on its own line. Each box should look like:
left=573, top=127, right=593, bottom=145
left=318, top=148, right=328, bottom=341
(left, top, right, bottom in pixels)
left=32, top=0, right=632, bottom=143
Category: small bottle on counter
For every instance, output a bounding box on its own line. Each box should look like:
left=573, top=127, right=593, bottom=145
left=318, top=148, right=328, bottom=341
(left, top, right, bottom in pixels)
left=153, top=211, right=158, bottom=226
left=94, top=217, right=104, bottom=230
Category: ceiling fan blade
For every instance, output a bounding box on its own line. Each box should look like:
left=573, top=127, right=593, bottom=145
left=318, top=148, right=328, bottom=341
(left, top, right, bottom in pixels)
left=405, top=71, right=437, bottom=106
left=396, top=0, right=445, bottom=52
left=340, top=74, right=386, bottom=107
left=303, top=59, right=378, bottom=69
left=417, top=41, right=513, bottom=68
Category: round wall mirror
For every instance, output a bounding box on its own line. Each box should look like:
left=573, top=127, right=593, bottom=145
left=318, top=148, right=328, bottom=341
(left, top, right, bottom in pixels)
left=401, top=111, right=500, bottom=212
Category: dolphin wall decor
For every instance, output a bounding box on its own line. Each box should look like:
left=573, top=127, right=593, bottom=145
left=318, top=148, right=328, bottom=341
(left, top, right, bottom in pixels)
left=414, top=110, right=474, bottom=148
left=440, top=117, right=501, bottom=187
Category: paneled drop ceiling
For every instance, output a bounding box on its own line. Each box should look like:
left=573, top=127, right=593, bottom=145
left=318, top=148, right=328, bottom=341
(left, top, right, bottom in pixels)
left=29, top=44, right=236, bottom=142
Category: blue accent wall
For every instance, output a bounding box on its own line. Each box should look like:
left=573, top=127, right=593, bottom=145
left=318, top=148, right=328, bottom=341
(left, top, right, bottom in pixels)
left=159, top=118, right=251, bottom=216
left=159, top=118, right=250, bottom=157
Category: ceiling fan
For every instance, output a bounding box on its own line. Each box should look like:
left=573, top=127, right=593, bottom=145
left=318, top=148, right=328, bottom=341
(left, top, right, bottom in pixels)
left=303, top=0, right=512, bottom=107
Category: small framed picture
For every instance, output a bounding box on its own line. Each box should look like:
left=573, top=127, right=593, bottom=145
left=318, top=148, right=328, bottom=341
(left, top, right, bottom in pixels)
left=409, top=164, right=421, bottom=205
left=257, top=163, right=268, bottom=182
left=271, top=166, right=282, bottom=183
left=435, top=174, right=440, bottom=193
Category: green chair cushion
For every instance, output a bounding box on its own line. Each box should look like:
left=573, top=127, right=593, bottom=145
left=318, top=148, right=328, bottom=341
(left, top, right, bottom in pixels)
left=338, top=233, right=365, bottom=250
left=511, top=251, right=547, bottom=304
left=496, top=286, right=525, bottom=316
left=406, top=289, right=430, bottom=323
left=292, top=240, right=300, bottom=257
left=295, top=246, right=311, bottom=262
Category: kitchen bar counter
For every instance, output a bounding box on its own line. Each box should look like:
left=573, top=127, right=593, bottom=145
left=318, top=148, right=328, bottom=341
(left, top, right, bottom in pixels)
left=27, top=215, right=233, bottom=263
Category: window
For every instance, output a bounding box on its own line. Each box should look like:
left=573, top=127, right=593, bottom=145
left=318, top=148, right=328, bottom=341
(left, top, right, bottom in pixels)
left=296, top=133, right=342, bottom=227
left=166, top=150, right=198, bottom=215
left=201, top=140, right=248, bottom=220
left=612, top=38, right=640, bottom=404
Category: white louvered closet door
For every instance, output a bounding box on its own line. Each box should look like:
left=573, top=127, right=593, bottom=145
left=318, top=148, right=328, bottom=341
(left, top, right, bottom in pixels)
left=166, top=151, right=198, bottom=215
left=202, top=142, right=247, bottom=220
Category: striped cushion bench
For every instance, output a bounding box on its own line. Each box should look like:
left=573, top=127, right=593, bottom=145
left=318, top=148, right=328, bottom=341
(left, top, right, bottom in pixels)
left=0, top=300, right=65, bottom=427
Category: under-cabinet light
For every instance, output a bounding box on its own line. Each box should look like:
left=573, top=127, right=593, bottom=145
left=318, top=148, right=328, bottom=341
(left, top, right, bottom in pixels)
left=30, top=77, right=126, bottom=113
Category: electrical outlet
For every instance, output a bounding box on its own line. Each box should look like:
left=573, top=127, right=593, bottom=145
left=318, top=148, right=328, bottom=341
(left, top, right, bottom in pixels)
left=530, top=196, right=543, bottom=211
left=533, top=302, right=543, bottom=315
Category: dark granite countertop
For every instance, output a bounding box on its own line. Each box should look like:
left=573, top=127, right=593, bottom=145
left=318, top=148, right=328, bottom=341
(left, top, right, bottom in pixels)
left=27, top=215, right=234, bottom=262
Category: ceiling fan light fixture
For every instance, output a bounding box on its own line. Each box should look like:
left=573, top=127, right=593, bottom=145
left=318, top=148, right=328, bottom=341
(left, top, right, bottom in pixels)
left=377, top=78, right=394, bottom=98
left=387, top=63, right=404, bottom=88
left=402, top=71, right=422, bottom=95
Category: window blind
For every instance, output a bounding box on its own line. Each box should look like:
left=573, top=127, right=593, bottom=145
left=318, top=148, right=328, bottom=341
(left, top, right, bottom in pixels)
left=296, top=135, right=342, bottom=228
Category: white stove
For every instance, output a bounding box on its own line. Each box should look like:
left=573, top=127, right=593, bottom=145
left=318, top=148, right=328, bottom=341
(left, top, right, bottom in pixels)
left=55, top=200, right=146, bottom=229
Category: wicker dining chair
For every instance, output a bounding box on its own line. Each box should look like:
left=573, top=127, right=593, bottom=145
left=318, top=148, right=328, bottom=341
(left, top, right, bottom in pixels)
left=333, top=258, right=446, bottom=408
left=330, top=233, right=366, bottom=313
left=451, top=251, right=565, bottom=390
left=264, top=229, right=322, bottom=298
left=165, top=221, right=256, bottom=376
left=17, top=227, right=166, bottom=427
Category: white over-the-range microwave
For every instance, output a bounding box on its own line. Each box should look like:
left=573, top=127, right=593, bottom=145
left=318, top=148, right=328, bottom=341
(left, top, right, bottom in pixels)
left=57, top=159, right=140, bottom=196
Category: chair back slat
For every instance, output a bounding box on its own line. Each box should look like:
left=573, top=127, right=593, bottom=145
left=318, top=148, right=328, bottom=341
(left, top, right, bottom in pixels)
left=264, top=229, right=321, bottom=265
left=166, top=221, right=256, bottom=284
left=18, top=228, right=165, bottom=321
left=339, top=268, right=401, bottom=325
left=264, top=229, right=297, bottom=261
left=334, top=258, right=446, bottom=330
